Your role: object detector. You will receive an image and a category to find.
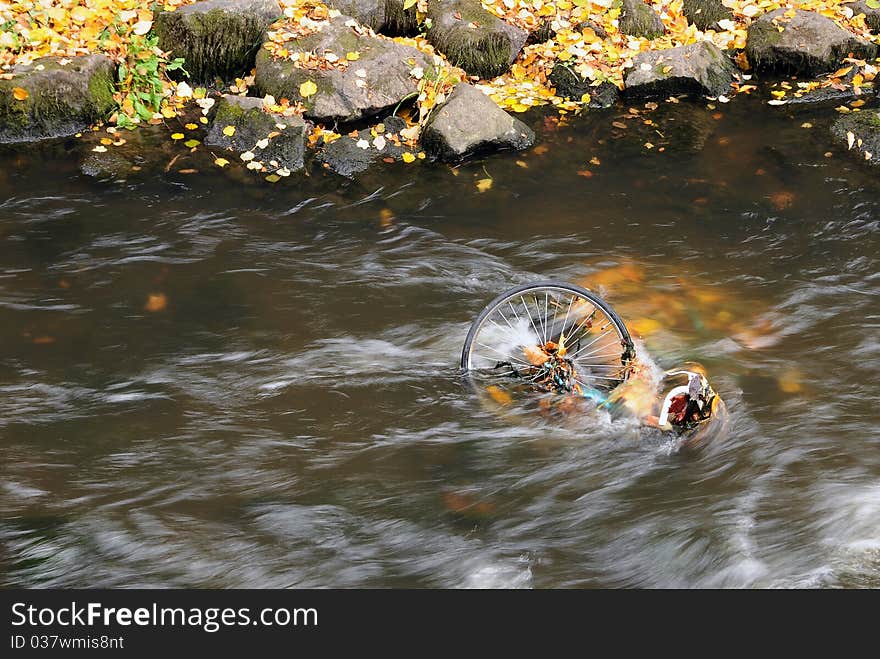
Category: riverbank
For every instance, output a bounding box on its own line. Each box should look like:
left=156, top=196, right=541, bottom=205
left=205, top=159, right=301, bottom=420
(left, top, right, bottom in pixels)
left=2, top=1, right=880, bottom=177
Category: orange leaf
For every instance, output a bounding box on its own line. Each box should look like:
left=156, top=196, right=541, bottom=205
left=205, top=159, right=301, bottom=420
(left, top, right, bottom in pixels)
left=12, top=87, right=28, bottom=101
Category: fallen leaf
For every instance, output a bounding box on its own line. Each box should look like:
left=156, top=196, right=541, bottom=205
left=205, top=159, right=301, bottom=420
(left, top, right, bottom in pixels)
left=223, top=125, right=236, bottom=137
left=144, top=293, right=167, bottom=312
left=475, top=178, right=493, bottom=193
left=12, top=87, right=28, bottom=101
left=171, top=133, right=184, bottom=140
left=214, top=157, right=230, bottom=167
left=299, top=80, right=318, bottom=98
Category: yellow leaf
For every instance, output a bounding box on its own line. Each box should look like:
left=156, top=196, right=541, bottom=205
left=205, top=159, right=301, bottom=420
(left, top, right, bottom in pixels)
left=184, top=123, right=198, bottom=130
left=346, top=51, right=360, bottom=61
left=214, top=157, right=230, bottom=167
left=265, top=174, right=281, bottom=183
left=170, top=133, right=184, bottom=140
left=12, top=87, right=28, bottom=101
left=475, top=178, right=493, bottom=193
left=223, top=125, right=236, bottom=137
left=299, top=80, right=318, bottom=98
left=403, top=0, right=417, bottom=9
left=161, top=107, right=176, bottom=119
left=184, top=139, right=200, bottom=148
left=401, top=152, right=416, bottom=163
left=485, top=385, right=513, bottom=406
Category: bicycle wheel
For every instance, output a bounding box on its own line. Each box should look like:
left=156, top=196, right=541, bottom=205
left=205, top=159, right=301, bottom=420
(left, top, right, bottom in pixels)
left=461, top=281, right=635, bottom=396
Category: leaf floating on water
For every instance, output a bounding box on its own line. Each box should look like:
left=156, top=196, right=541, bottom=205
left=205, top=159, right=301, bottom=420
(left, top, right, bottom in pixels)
left=184, top=123, right=198, bottom=130
left=12, top=87, right=29, bottom=100
left=577, top=169, right=593, bottom=177
left=170, top=132, right=184, bottom=140
left=178, top=168, right=198, bottom=174
left=847, top=131, right=855, bottom=150
left=144, top=293, right=167, bottom=312
left=92, top=145, right=107, bottom=152
left=265, top=174, right=281, bottom=183
left=485, top=385, right=513, bottom=406
left=184, top=139, right=200, bottom=148
left=401, top=152, right=416, bottom=163
left=214, top=157, right=230, bottom=167
left=475, top=178, right=493, bottom=193
left=299, top=80, right=318, bottom=98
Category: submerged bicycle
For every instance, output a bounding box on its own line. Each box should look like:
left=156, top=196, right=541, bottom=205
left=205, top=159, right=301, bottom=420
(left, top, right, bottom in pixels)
left=461, top=281, right=726, bottom=439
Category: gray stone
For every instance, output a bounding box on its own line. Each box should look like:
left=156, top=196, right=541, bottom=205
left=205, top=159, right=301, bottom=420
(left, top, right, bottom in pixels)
left=619, top=0, right=665, bottom=39
left=254, top=15, right=432, bottom=123
left=831, top=109, right=880, bottom=166
left=549, top=64, right=620, bottom=108
left=682, top=0, right=733, bottom=31
left=624, top=40, right=740, bottom=98
left=846, top=1, right=880, bottom=33
left=326, top=0, right=386, bottom=31
left=317, top=115, right=409, bottom=177
left=0, top=54, right=116, bottom=143
left=420, top=83, right=534, bottom=161
left=746, top=9, right=877, bottom=76
left=155, top=0, right=281, bottom=82
left=205, top=95, right=307, bottom=171
left=426, top=0, right=528, bottom=78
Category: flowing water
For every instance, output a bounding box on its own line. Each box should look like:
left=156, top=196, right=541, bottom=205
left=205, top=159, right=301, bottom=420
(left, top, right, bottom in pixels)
left=1, top=95, right=878, bottom=588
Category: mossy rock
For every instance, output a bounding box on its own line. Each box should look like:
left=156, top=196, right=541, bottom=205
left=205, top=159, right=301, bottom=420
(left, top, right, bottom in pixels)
left=831, top=109, right=880, bottom=166
left=618, top=0, right=665, bottom=40
left=624, top=41, right=740, bottom=98
left=316, top=115, right=408, bottom=177
left=746, top=9, right=878, bottom=77
left=155, top=0, right=281, bottom=83
left=682, top=0, right=733, bottom=31
left=0, top=55, right=116, bottom=143
left=549, top=64, right=620, bottom=108
left=324, top=0, right=419, bottom=35
left=421, top=83, right=534, bottom=161
left=426, top=0, right=528, bottom=78
left=383, top=0, right=420, bottom=35
left=254, top=15, right=432, bottom=124
left=204, top=95, right=307, bottom=171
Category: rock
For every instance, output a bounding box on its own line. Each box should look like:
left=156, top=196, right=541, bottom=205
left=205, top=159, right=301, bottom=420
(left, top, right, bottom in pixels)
left=0, top=54, right=116, bottom=143
left=426, top=0, right=528, bottom=78
left=624, top=40, right=740, bottom=98
left=786, top=84, right=876, bottom=107
left=831, top=109, right=880, bottom=165
left=80, top=150, right=135, bottom=181
left=326, top=0, right=386, bottom=31
left=682, top=0, right=733, bottom=31
left=317, top=115, right=409, bottom=177
left=549, top=64, right=620, bottom=108
left=155, top=0, right=281, bottom=82
left=746, top=9, right=878, bottom=77
left=325, top=0, right=419, bottom=35
left=205, top=95, right=308, bottom=171
left=383, top=0, right=420, bottom=35
left=847, top=1, right=880, bottom=33
left=420, top=83, right=534, bottom=161
left=254, top=16, right=432, bottom=124
left=619, top=0, right=665, bottom=40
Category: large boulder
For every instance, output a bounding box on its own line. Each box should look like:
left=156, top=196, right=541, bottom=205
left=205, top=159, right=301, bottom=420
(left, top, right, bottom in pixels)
left=155, top=0, right=281, bottom=82
left=254, top=16, right=432, bottom=124
left=619, top=0, right=665, bottom=39
left=682, top=0, right=733, bottom=31
left=0, top=54, right=115, bottom=143
left=746, top=9, right=877, bottom=76
left=420, top=83, right=534, bottom=161
left=316, top=115, right=410, bottom=177
left=831, top=110, right=880, bottom=166
left=549, top=64, right=620, bottom=108
left=624, top=40, right=740, bottom=98
left=205, top=95, right=308, bottom=172
left=426, top=0, right=528, bottom=78
left=847, top=1, right=880, bottom=33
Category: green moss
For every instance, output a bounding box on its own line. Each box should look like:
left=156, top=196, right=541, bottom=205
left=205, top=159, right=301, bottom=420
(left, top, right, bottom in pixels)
left=682, top=0, right=732, bottom=31
left=619, top=0, right=665, bottom=40
left=155, top=5, right=280, bottom=82
left=383, top=0, right=419, bottom=36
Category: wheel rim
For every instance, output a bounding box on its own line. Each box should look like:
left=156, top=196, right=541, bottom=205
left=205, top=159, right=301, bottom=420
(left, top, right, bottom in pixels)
left=462, top=282, right=634, bottom=397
